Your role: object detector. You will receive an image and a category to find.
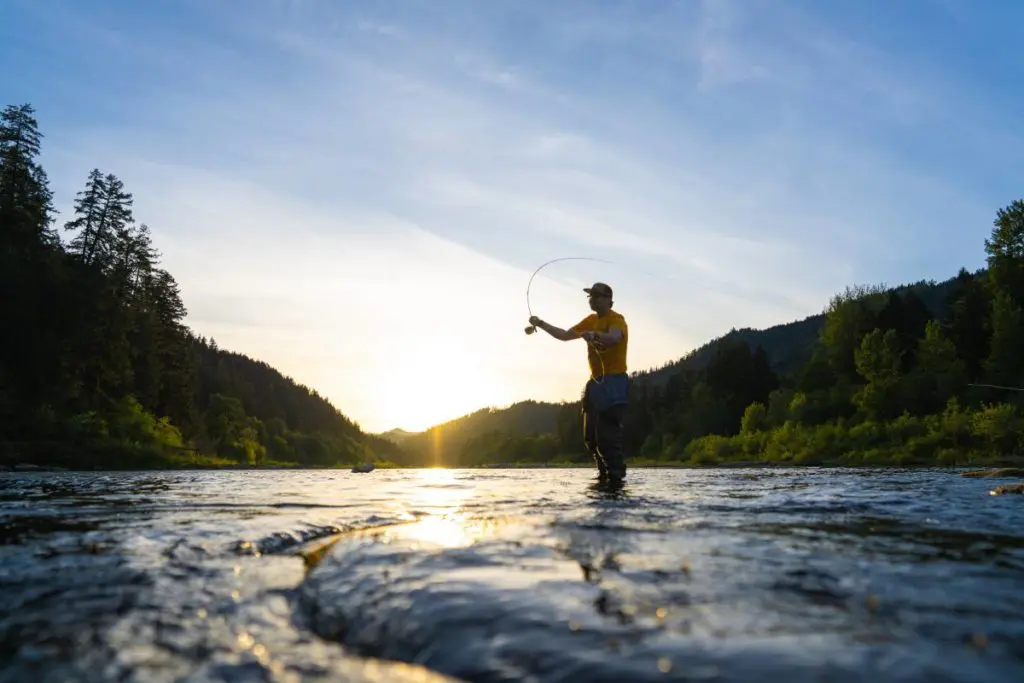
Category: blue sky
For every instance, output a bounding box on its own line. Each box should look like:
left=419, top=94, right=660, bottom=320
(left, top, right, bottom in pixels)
left=3, top=0, right=1022, bottom=432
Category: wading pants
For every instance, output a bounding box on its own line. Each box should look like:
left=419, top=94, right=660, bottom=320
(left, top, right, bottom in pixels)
left=582, top=374, right=629, bottom=482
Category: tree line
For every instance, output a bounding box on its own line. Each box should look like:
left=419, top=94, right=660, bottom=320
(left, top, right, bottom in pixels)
left=5, top=99, right=1021, bottom=470
left=0, top=103, right=402, bottom=469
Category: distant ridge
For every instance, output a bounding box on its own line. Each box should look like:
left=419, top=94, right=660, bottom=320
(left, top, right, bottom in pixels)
left=376, top=427, right=421, bottom=444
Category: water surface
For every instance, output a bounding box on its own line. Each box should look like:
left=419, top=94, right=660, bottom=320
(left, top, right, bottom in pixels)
left=2, top=467, right=1023, bottom=682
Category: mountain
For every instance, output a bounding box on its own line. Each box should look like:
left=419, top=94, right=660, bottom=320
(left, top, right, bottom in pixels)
left=636, top=274, right=966, bottom=389
left=394, top=270, right=986, bottom=466
left=189, top=336, right=405, bottom=466
left=396, top=399, right=572, bottom=466
left=376, top=428, right=421, bottom=445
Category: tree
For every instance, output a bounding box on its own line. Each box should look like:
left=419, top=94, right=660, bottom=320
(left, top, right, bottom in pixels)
left=749, top=344, right=780, bottom=405
left=985, top=199, right=1024, bottom=309
left=906, top=320, right=968, bottom=414
left=0, top=103, right=59, bottom=438
left=111, top=221, right=158, bottom=301
left=795, top=349, right=835, bottom=394
left=852, top=328, right=904, bottom=420
left=740, top=402, right=767, bottom=434
left=945, top=268, right=992, bottom=378
left=874, top=290, right=932, bottom=370
left=701, top=338, right=779, bottom=433
left=64, top=169, right=108, bottom=264
left=983, top=292, right=1024, bottom=389
left=0, top=103, right=56, bottom=250
left=679, top=381, right=732, bottom=440
left=65, top=170, right=135, bottom=272
left=820, top=283, right=889, bottom=380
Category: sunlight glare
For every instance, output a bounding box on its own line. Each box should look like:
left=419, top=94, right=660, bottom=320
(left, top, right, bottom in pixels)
left=399, top=516, right=474, bottom=549
left=367, top=336, right=507, bottom=433
left=411, top=468, right=467, bottom=513
left=383, top=468, right=480, bottom=548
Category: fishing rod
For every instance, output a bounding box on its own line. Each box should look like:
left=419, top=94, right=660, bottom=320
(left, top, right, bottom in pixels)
left=523, top=256, right=615, bottom=335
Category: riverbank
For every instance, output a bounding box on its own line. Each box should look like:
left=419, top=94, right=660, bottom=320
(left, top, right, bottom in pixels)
left=5, top=459, right=1024, bottom=475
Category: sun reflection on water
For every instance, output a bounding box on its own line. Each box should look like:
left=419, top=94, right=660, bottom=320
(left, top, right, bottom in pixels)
left=413, top=468, right=465, bottom=507
left=398, top=516, right=476, bottom=549
left=304, top=469, right=513, bottom=569
left=392, top=468, right=478, bottom=548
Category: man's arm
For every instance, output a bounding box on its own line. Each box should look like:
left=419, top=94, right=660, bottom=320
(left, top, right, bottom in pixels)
left=530, top=318, right=581, bottom=342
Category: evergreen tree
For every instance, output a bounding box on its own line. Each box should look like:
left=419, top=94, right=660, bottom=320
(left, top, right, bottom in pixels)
left=0, top=103, right=59, bottom=439
left=985, top=199, right=1024, bottom=309
left=65, top=170, right=135, bottom=272
left=984, top=292, right=1024, bottom=388
left=0, top=103, right=56, bottom=250
left=945, top=268, right=992, bottom=378
left=64, top=169, right=108, bottom=264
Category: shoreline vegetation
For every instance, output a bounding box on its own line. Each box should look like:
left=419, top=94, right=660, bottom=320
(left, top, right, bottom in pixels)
left=4, top=461, right=1024, bottom=472
left=3, top=101, right=1024, bottom=475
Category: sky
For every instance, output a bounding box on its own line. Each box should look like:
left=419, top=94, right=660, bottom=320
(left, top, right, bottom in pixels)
left=2, top=0, right=1022, bottom=433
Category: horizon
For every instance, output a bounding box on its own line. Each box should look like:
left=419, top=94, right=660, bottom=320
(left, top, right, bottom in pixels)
left=3, top=0, right=1021, bottom=433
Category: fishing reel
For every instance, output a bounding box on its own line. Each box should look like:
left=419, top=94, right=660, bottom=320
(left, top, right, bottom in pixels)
left=524, top=325, right=536, bottom=335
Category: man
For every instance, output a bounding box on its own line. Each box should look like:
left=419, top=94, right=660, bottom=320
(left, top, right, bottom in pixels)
left=528, top=282, right=630, bottom=484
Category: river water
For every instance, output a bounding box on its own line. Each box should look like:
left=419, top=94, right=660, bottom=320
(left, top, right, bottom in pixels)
left=1, top=467, right=1023, bottom=683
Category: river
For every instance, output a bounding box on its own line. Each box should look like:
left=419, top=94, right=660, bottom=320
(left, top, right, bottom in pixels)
left=1, top=467, right=1022, bottom=682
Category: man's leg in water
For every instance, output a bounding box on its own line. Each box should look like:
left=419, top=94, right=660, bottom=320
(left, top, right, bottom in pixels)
left=582, top=403, right=609, bottom=480
left=595, top=404, right=627, bottom=482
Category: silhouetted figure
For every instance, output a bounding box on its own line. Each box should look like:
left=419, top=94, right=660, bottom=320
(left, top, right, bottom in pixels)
left=528, top=282, right=630, bottom=484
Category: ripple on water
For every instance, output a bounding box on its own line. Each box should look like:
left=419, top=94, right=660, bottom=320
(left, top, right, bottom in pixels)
left=295, top=505, right=1024, bottom=683
left=2, top=468, right=1024, bottom=682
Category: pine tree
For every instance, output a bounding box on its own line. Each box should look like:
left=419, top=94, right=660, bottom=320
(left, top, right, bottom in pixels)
left=64, top=169, right=108, bottom=263
left=0, top=104, right=60, bottom=439
left=65, top=170, right=135, bottom=272
left=0, top=103, right=56, bottom=250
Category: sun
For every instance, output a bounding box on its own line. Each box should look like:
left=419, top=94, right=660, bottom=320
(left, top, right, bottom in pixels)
left=367, top=335, right=506, bottom=432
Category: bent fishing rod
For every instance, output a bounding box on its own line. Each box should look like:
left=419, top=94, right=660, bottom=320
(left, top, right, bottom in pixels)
left=523, top=256, right=614, bottom=335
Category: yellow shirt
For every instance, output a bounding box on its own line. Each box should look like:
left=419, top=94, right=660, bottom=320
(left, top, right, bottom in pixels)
left=571, top=310, right=628, bottom=378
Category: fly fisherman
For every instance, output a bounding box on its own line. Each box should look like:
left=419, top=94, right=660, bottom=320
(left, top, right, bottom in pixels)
left=528, top=282, right=630, bottom=484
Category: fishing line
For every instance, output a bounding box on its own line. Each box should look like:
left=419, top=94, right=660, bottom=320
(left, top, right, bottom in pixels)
left=968, top=383, right=1024, bottom=392
left=523, top=256, right=616, bottom=331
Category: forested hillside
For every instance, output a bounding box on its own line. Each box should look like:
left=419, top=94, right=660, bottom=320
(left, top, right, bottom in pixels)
left=6, top=100, right=1022, bottom=471
left=0, top=103, right=401, bottom=469
left=393, top=400, right=568, bottom=466
left=395, top=207, right=1024, bottom=467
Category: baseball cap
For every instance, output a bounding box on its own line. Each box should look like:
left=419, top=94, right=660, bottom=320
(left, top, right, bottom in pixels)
left=584, top=282, right=613, bottom=298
